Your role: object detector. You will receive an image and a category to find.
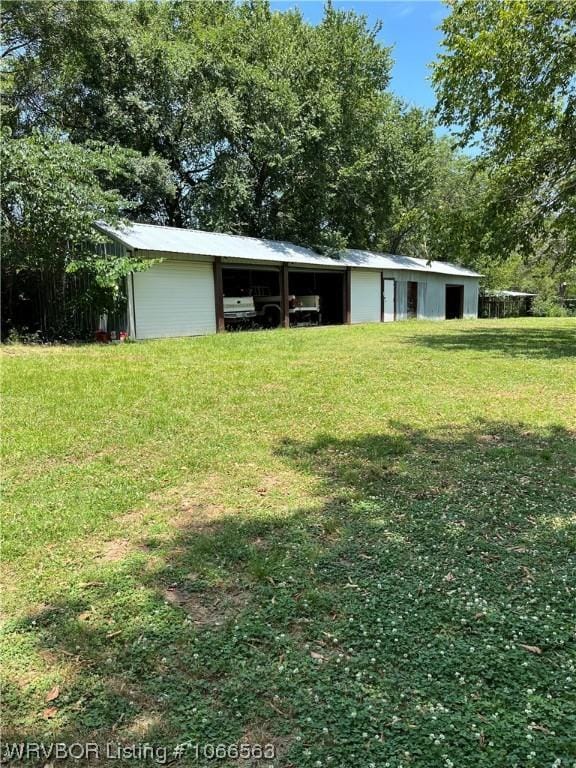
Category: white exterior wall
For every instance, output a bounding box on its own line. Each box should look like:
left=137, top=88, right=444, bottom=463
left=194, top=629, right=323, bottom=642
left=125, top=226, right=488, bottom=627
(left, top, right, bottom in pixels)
left=350, top=269, right=381, bottom=323
left=348, top=269, right=479, bottom=323
left=395, top=279, right=407, bottom=320
left=132, top=259, right=216, bottom=339
left=382, top=279, right=395, bottom=322
left=417, top=281, right=427, bottom=320
left=420, top=275, right=446, bottom=320
left=381, top=269, right=479, bottom=321
left=121, top=250, right=479, bottom=339
left=463, top=281, right=479, bottom=319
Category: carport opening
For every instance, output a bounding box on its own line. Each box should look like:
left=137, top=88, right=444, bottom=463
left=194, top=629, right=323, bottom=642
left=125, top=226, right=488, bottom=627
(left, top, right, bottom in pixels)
left=289, top=270, right=345, bottom=326
left=222, top=267, right=281, bottom=328
left=223, top=267, right=279, bottom=298
left=445, top=284, right=464, bottom=319
left=221, top=266, right=345, bottom=329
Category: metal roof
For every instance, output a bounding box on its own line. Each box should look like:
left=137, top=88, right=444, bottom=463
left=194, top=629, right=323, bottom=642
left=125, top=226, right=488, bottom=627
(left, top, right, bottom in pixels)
left=95, top=221, right=481, bottom=278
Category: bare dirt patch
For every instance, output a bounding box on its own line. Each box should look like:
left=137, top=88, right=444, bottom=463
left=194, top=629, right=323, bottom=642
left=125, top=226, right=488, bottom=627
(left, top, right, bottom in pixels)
left=172, top=501, right=229, bottom=533
left=93, top=469, right=308, bottom=569
left=254, top=474, right=289, bottom=495
left=119, top=506, right=154, bottom=527
left=234, top=727, right=293, bottom=766
left=107, top=675, right=160, bottom=710
left=120, top=712, right=164, bottom=739
left=162, top=586, right=250, bottom=628
left=98, top=538, right=133, bottom=562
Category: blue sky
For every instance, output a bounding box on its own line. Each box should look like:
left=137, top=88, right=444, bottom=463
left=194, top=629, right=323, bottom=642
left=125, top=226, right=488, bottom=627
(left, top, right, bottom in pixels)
left=269, top=0, right=448, bottom=111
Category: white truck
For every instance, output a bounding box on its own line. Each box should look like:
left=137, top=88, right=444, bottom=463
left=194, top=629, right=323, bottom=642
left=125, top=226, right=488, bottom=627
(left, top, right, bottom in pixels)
left=223, top=296, right=257, bottom=327
left=252, top=292, right=321, bottom=327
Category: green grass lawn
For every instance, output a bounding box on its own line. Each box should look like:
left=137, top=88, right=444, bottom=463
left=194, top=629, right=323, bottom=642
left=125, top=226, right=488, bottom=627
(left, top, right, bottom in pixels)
left=2, top=318, right=575, bottom=767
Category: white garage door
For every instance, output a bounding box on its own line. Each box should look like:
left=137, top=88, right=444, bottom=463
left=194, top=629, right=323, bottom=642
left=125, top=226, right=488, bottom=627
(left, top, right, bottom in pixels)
left=132, top=260, right=216, bottom=339
left=350, top=269, right=381, bottom=324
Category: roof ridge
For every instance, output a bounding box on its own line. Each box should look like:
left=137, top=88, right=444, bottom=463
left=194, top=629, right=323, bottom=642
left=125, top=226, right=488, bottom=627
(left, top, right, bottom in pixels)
left=94, top=221, right=482, bottom=277
left=120, top=221, right=311, bottom=250
left=344, top=248, right=479, bottom=274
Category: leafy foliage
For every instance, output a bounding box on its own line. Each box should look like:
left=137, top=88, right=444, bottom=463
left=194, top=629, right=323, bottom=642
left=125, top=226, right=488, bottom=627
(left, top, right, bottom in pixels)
left=433, top=0, right=576, bottom=267
left=0, top=0, right=487, bottom=261
left=2, top=0, right=574, bottom=337
left=2, top=0, right=400, bottom=250
left=0, top=131, right=171, bottom=337
left=531, top=296, right=571, bottom=318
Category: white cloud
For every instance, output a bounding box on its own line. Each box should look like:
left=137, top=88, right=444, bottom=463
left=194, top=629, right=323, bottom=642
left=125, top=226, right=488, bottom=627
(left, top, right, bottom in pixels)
left=395, top=3, right=415, bottom=18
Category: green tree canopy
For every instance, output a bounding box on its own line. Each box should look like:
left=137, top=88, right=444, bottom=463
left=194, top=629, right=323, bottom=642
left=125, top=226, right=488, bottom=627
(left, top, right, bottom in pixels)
left=1, top=130, right=172, bottom=337
left=3, top=0, right=572, bottom=338
left=3, top=0, right=403, bottom=251
left=433, top=0, right=576, bottom=266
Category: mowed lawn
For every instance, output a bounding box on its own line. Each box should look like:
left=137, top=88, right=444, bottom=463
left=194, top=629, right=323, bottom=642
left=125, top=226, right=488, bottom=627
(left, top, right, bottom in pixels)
left=2, top=318, right=576, bottom=767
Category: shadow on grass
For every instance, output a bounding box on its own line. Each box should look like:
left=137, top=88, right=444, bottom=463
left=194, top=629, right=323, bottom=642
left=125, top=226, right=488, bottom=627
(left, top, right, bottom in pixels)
left=3, top=421, right=576, bottom=766
left=406, top=325, right=576, bottom=359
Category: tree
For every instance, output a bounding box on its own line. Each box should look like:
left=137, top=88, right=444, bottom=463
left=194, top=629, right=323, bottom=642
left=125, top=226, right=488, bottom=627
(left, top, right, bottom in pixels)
left=433, top=0, right=576, bottom=266
left=3, top=0, right=400, bottom=250
left=379, top=107, right=447, bottom=259
left=7, top=0, right=549, bottom=339
left=0, top=131, right=172, bottom=338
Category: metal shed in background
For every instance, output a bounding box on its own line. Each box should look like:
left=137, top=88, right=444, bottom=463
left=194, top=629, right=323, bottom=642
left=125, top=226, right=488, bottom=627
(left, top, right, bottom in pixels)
left=95, top=222, right=481, bottom=340
left=479, top=290, right=536, bottom=318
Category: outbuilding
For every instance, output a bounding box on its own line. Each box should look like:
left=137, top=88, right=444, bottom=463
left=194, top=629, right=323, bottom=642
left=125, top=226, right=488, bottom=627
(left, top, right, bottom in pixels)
left=479, top=290, right=536, bottom=319
left=95, top=222, right=481, bottom=340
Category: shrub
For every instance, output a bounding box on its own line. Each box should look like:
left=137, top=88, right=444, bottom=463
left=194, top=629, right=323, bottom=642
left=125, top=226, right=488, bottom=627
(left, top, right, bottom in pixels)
left=531, top=296, right=570, bottom=317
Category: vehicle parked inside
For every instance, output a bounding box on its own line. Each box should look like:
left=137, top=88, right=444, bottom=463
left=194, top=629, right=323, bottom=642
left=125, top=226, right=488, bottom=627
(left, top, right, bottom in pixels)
left=223, top=296, right=257, bottom=328
left=251, top=287, right=321, bottom=327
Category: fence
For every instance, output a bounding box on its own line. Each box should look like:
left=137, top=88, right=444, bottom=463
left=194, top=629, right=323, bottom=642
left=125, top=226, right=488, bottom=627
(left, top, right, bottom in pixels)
left=478, top=293, right=534, bottom=319
left=1, top=268, right=128, bottom=341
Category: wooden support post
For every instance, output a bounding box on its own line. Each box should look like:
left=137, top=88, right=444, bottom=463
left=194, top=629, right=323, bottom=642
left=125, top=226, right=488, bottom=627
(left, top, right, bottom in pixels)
left=213, top=257, right=225, bottom=332
left=280, top=263, right=290, bottom=329
left=344, top=267, right=352, bottom=324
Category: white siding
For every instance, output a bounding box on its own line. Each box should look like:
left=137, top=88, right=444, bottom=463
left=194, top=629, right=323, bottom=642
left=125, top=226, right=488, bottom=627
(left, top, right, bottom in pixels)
left=127, top=274, right=136, bottom=338
left=350, top=269, right=381, bottom=324
left=417, top=282, right=427, bottom=320
left=381, top=270, right=479, bottom=320
left=464, top=281, right=479, bottom=319
left=123, top=252, right=479, bottom=338
left=394, top=280, right=406, bottom=320
left=382, top=279, right=395, bottom=322
left=132, top=260, right=216, bottom=339
left=421, top=276, right=446, bottom=320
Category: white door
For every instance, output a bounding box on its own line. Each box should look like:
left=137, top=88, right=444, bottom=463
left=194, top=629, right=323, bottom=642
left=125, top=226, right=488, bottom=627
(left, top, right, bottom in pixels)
left=350, top=270, right=381, bottom=324
left=382, top=278, right=395, bottom=322
left=132, top=260, right=216, bottom=339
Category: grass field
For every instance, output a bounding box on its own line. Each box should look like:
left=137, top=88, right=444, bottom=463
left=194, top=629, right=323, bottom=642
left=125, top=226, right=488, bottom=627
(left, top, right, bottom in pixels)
left=2, top=317, right=575, bottom=767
